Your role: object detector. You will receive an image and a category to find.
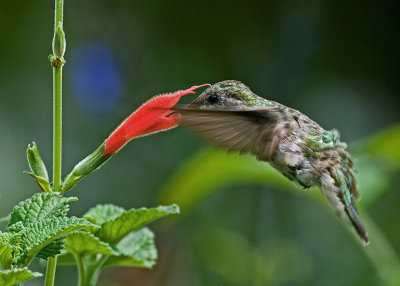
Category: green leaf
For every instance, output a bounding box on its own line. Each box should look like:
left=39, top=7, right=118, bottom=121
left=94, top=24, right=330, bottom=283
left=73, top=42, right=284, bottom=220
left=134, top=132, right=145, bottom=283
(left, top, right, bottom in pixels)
left=57, top=231, right=115, bottom=265
left=0, top=242, right=14, bottom=269
left=6, top=222, right=25, bottom=234
left=97, top=204, right=179, bottom=245
left=0, top=231, right=23, bottom=246
left=7, top=192, right=77, bottom=229
left=36, top=237, right=66, bottom=260
left=63, top=232, right=115, bottom=260
left=103, top=228, right=157, bottom=269
left=83, top=204, right=125, bottom=225
left=0, top=231, right=23, bottom=267
left=0, top=268, right=42, bottom=286
left=18, top=217, right=98, bottom=266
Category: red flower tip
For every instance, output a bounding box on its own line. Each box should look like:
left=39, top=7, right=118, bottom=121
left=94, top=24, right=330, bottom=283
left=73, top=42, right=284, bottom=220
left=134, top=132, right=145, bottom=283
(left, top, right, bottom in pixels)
left=103, top=83, right=211, bottom=154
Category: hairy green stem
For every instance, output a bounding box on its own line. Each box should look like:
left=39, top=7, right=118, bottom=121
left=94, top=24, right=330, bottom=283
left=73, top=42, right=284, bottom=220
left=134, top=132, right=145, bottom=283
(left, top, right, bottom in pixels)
left=45, top=0, right=64, bottom=285
left=84, top=255, right=110, bottom=286
left=52, top=0, right=64, bottom=193
left=53, top=66, right=62, bottom=192
left=44, top=257, right=58, bottom=286
left=72, top=252, right=86, bottom=286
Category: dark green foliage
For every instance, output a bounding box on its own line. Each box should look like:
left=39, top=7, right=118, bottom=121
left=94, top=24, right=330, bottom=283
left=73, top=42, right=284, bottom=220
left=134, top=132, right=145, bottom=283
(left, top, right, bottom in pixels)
left=0, top=192, right=97, bottom=284
left=58, top=204, right=179, bottom=284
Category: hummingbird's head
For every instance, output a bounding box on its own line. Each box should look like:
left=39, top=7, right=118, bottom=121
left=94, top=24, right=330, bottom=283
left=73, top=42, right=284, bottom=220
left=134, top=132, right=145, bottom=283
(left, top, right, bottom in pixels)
left=187, top=80, right=259, bottom=109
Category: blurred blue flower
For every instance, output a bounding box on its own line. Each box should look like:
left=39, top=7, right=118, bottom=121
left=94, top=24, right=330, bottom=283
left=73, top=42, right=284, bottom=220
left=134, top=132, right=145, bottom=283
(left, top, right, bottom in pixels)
left=69, top=43, right=123, bottom=116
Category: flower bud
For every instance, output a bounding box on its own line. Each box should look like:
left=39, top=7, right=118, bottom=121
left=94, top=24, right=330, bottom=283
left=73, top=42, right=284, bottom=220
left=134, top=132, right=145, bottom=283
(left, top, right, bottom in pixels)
left=52, top=22, right=66, bottom=59
left=25, top=142, right=52, bottom=192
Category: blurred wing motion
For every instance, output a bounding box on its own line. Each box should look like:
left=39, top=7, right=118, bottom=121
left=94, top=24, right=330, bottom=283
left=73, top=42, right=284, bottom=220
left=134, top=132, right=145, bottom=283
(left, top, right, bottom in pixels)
left=176, top=107, right=369, bottom=244
left=175, top=107, right=289, bottom=161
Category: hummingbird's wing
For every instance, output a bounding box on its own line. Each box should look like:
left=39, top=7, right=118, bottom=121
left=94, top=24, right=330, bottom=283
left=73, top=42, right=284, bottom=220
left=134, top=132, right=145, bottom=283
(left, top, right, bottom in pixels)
left=175, top=108, right=291, bottom=161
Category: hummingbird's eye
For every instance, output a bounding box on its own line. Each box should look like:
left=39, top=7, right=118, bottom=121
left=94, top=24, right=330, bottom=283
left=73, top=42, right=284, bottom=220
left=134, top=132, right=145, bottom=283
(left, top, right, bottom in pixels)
left=207, top=93, right=220, bottom=104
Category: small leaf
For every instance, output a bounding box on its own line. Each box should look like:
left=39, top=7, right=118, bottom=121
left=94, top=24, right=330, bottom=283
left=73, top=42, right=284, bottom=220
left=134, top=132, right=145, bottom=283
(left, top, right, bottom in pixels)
left=83, top=204, right=125, bottom=225
left=103, top=227, right=157, bottom=269
left=0, top=268, right=42, bottom=286
left=64, top=232, right=115, bottom=259
left=0, top=242, right=14, bottom=269
left=36, top=237, right=66, bottom=260
left=7, top=192, right=77, bottom=229
left=17, top=217, right=98, bottom=266
left=97, top=205, right=179, bottom=245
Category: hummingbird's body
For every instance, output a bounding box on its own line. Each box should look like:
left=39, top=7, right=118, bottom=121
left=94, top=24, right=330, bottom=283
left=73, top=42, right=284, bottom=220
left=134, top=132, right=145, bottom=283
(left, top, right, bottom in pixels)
left=176, top=80, right=368, bottom=244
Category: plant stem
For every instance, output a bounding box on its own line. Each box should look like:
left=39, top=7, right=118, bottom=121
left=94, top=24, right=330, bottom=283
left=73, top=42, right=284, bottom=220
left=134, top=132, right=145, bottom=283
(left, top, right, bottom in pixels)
left=45, top=0, right=64, bottom=285
left=85, top=255, right=110, bottom=286
left=53, top=66, right=62, bottom=192
left=52, top=0, right=64, bottom=192
left=44, top=257, right=58, bottom=286
left=72, top=252, right=86, bottom=286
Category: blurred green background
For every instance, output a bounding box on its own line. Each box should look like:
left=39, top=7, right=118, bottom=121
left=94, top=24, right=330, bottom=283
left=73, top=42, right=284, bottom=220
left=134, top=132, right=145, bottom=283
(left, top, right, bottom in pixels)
left=0, top=0, right=399, bottom=285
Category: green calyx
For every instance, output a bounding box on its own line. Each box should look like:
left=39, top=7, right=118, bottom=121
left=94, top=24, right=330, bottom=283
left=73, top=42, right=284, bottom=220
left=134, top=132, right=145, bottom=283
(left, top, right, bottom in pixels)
left=61, top=142, right=112, bottom=193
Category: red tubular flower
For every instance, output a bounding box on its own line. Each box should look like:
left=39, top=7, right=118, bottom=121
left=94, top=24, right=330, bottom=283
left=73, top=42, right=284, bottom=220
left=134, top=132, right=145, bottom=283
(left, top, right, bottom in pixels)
left=103, top=84, right=210, bottom=154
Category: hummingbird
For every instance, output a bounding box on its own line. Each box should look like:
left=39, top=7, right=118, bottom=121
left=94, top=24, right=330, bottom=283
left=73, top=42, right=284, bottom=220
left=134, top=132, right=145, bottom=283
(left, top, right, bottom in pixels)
left=175, top=80, right=368, bottom=244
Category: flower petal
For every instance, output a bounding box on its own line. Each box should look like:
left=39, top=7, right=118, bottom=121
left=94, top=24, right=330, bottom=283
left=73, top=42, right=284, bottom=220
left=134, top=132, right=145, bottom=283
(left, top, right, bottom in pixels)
left=103, top=84, right=210, bottom=154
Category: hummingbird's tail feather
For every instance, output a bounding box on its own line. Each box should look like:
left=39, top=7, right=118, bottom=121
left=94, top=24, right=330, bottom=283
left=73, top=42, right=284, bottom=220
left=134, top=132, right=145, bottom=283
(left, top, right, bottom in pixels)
left=344, top=203, right=369, bottom=245
left=334, top=151, right=368, bottom=244
left=320, top=162, right=369, bottom=245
